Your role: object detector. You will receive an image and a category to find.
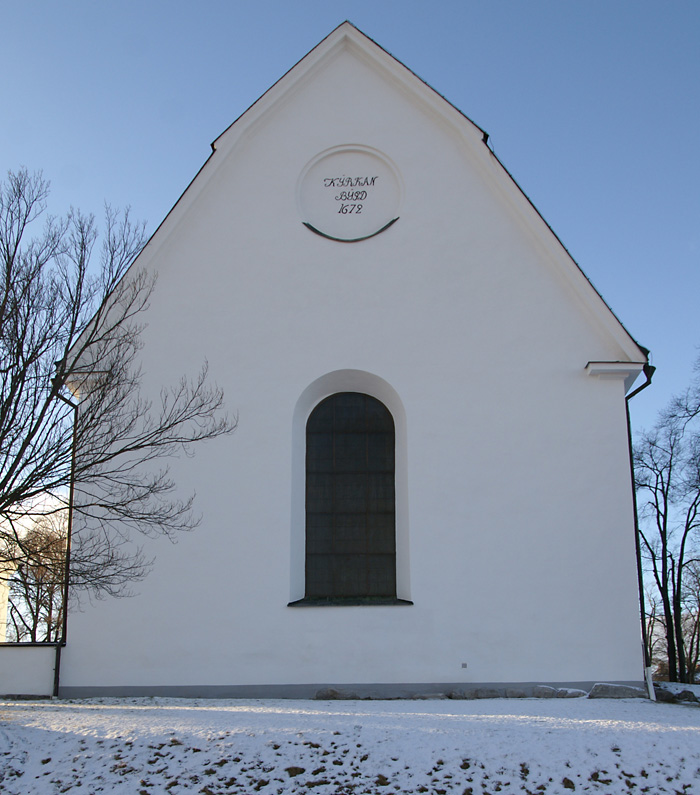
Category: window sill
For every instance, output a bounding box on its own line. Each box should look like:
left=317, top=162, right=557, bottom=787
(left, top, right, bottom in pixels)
left=287, top=597, right=413, bottom=607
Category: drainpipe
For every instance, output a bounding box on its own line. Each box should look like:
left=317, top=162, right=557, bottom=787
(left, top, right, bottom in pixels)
left=625, top=353, right=655, bottom=699
left=53, top=391, right=78, bottom=698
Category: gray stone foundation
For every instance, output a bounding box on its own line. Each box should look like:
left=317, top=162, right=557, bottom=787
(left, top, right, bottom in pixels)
left=57, top=680, right=648, bottom=701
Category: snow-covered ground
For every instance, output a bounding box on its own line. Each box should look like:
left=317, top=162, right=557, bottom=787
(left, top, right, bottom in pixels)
left=1, top=696, right=699, bottom=794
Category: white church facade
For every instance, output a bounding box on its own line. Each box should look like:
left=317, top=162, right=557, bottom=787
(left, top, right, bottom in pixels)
left=4, top=23, right=652, bottom=698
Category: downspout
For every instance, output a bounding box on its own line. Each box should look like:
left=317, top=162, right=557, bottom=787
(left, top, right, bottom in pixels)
left=625, top=352, right=655, bottom=699
left=53, top=392, right=78, bottom=698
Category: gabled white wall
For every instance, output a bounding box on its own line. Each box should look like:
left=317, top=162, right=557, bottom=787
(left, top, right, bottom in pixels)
left=60, top=27, right=646, bottom=696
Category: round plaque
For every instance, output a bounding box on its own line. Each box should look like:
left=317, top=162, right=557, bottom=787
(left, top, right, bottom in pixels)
left=297, top=146, right=402, bottom=242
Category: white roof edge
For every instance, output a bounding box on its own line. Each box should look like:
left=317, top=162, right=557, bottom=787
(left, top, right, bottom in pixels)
left=482, top=149, right=647, bottom=364
left=585, top=361, right=646, bottom=394
left=210, top=21, right=488, bottom=158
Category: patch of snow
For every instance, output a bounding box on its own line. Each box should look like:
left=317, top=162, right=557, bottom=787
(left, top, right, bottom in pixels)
left=0, top=697, right=698, bottom=793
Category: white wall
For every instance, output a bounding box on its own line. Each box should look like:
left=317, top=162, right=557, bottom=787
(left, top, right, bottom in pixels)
left=0, top=645, right=56, bottom=697
left=60, top=30, right=645, bottom=694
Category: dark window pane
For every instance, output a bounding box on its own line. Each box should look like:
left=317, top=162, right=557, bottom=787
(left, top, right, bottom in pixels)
left=306, top=514, right=334, bottom=554
left=305, top=392, right=396, bottom=600
left=365, top=398, right=394, bottom=432
left=366, top=513, right=396, bottom=554
left=367, top=472, right=394, bottom=513
left=306, top=555, right=334, bottom=597
left=366, top=555, right=396, bottom=596
left=334, top=472, right=367, bottom=513
left=333, top=554, right=367, bottom=596
left=333, top=393, right=367, bottom=432
left=334, top=432, right=367, bottom=472
left=306, top=473, right=333, bottom=513
left=306, top=432, right=334, bottom=472
left=367, top=433, right=394, bottom=471
left=334, top=514, right=367, bottom=553
left=307, top=399, right=334, bottom=433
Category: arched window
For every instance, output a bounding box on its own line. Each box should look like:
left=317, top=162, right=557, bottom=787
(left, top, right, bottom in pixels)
left=305, top=392, right=396, bottom=602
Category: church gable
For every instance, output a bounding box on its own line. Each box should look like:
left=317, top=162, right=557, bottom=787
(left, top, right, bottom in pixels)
left=137, top=22, right=644, bottom=377
left=40, top=23, right=650, bottom=699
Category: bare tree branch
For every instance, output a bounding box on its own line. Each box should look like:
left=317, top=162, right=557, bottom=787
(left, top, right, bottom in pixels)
left=635, top=355, right=700, bottom=682
left=0, top=169, right=236, bottom=610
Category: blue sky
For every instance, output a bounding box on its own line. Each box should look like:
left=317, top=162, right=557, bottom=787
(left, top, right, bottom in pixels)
left=2, top=0, right=698, bottom=433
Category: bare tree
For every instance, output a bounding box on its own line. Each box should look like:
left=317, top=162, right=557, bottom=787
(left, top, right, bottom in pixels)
left=0, top=169, right=235, bottom=609
left=635, top=357, right=700, bottom=682
left=682, top=561, right=700, bottom=682
left=5, top=514, right=66, bottom=642
left=644, top=588, right=667, bottom=678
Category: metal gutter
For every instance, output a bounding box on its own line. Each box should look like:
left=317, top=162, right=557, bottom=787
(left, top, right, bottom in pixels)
left=52, top=392, right=79, bottom=698
left=624, top=351, right=656, bottom=698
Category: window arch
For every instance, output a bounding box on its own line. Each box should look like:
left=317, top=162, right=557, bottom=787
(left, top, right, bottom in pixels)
left=305, top=392, right=396, bottom=602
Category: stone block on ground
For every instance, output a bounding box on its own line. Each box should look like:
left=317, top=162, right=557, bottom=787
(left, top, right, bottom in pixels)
left=533, top=685, right=557, bottom=698
left=652, top=684, right=677, bottom=703
left=314, top=688, right=360, bottom=700
left=588, top=683, right=646, bottom=699
left=555, top=688, right=588, bottom=698
left=473, top=688, right=503, bottom=699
